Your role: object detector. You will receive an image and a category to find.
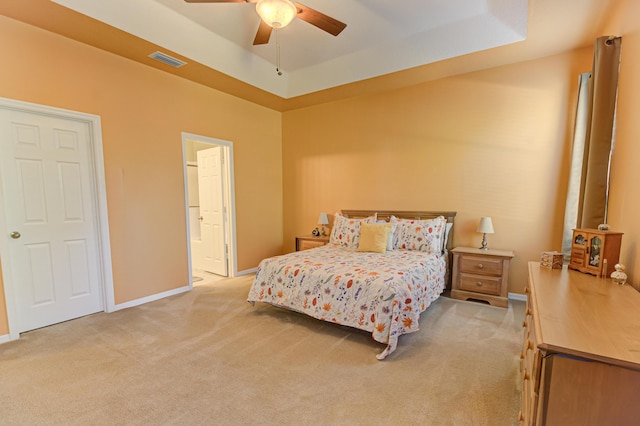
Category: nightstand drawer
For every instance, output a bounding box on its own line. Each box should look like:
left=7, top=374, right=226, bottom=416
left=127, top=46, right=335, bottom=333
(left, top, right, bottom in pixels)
left=459, top=273, right=501, bottom=295
left=296, top=235, right=330, bottom=251
left=459, top=255, right=503, bottom=276
left=298, top=239, right=326, bottom=251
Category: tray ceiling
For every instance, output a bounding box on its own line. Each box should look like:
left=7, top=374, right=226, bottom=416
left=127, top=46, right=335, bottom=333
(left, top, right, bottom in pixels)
left=51, top=0, right=528, bottom=98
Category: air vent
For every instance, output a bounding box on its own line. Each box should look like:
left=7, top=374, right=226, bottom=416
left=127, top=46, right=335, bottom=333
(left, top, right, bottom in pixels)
left=148, top=51, right=187, bottom=68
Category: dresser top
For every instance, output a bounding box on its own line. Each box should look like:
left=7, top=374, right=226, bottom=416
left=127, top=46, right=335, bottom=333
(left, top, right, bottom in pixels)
left=528, top=262, right=640, bottom=369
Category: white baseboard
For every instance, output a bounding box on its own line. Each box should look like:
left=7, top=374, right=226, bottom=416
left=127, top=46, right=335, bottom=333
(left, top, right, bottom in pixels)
left=236, top=267, right=257, bottom=276
left=1, top=287, right=192, bottom=343
left=508, top=292, right=528, bottom=302
left=110, top=285, right=191, bottom=312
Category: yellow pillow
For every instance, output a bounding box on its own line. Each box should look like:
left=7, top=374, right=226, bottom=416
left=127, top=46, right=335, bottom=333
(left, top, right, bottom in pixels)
left=357, top=223, right=392, bottom=254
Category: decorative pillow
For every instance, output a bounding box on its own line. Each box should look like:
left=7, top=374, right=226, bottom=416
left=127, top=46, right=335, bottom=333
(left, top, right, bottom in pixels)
left=391, top=215, right=447, bottom=253
left=329, top=212, right=377, bottom=249
left=357, top=223, right=392, bottom=254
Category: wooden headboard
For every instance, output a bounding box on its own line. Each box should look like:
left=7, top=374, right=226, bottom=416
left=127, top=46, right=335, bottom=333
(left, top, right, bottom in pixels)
left=341, top=210, right=457, bottom=252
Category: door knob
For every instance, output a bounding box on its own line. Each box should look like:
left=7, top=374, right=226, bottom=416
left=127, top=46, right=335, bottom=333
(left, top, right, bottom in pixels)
left=10, top=231, right=21, bottom=239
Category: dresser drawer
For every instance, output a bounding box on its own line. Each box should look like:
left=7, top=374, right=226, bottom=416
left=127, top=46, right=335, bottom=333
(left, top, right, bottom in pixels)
left=459, top=273, right=501, bottom=295
left=520, top=298, right=542, bottom=426
left=459, top=255, right=503, bottom=276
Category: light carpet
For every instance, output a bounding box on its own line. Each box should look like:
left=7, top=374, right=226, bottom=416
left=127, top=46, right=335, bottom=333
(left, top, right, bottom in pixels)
left=0, top=275, right=524, bottom=425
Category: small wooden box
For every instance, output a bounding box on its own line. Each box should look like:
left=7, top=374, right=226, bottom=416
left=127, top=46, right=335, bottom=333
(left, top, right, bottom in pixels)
left=568, top=228, right=623, bottom=277
left=540, top=251, right=563, bottom=269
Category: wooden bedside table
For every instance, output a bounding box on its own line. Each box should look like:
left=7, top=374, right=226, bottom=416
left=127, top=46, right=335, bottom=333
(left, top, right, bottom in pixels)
left=296, top=235, right=330, bottom=251
left=450, top=246, right=515, bottom=308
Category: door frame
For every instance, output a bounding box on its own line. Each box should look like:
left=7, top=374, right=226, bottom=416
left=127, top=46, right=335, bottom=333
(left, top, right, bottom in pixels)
left=0, top=97, right=114, bottom=341
left=181, top=133, right=237, bottom=281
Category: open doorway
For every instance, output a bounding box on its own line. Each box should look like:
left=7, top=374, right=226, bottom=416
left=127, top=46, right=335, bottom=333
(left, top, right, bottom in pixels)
left=182, top=133, right=237, bottom=285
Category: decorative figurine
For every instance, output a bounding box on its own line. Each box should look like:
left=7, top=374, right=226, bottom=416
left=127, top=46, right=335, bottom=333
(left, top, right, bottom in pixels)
left=610, top=263, right=628, bottom=285
left=312, top=227, right=320, bottom=236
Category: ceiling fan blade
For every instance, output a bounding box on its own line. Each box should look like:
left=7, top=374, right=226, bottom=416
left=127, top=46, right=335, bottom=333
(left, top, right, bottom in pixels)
left=183, top=0, right=247, bottom=3
left=294, top=3, right=346, bottom=37
left=253, top=20, right=272, bottom=45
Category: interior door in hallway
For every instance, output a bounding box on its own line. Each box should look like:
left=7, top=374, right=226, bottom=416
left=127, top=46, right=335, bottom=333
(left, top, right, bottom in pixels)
left=0, top=108, right=103, bottom=333
left=197, top=147, right=228, bottom=276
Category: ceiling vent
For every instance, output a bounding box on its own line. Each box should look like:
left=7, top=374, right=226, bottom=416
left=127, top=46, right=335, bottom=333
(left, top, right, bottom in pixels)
left=148, top=51, right=187, bottom=68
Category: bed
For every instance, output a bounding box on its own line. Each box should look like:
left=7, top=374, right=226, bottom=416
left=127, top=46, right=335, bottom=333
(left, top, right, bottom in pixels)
left=247, top=210, right=456, bottom=360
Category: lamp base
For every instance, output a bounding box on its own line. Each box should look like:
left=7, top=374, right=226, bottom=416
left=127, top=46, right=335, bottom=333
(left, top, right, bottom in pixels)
left=321, top=225, right=326, bottom=236
left=479, top=233, right=488, bottom=250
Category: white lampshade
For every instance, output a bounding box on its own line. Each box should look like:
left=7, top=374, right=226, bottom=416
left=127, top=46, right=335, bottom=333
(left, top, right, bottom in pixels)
left=256, top=0, right=297, bottom=29
left=317, top=212, right=329, bottom=225
left=476, top=217, right=494, bottom=234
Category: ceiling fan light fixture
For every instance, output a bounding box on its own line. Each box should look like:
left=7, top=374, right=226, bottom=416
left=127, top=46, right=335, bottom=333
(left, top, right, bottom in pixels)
left=255, top=0, right=297, bottom=29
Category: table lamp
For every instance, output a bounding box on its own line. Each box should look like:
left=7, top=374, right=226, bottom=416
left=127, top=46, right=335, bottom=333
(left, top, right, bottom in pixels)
left=477, top=217, right=494, bottom=250
left=318, top=212, right=329, bottom=236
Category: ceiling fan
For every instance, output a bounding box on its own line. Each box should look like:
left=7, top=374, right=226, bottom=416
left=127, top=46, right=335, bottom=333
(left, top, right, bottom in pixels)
left=184, top=0, right=347, bottom=45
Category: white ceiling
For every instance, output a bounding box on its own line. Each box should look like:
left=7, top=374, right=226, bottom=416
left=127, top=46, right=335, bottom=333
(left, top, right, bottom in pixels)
left=50, top=0, right=528, bottom=99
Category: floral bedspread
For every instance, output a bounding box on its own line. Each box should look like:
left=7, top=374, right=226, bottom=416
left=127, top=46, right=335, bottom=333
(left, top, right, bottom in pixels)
left=247, top=245, right=446, bottom=360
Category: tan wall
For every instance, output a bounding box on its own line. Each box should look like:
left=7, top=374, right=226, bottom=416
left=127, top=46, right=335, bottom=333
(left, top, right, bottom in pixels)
left=282, top=49, right=593, bottom=294
left=608, top=0, right=640, bottom=290
left=0, top=16, right=283, bottom=334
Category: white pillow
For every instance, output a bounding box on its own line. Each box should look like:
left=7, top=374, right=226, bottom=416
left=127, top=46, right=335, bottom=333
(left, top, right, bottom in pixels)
left=377, top=220, right=397, bottom=251
left=442, top=222, right=453, bottom=252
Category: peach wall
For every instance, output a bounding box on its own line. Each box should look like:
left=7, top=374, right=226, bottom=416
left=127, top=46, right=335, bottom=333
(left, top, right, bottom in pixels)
left=282, top=49, right=593, bottom=294
left=608, top=0, right=640, bottom=290
left=0, top=16, right=282, bottom=333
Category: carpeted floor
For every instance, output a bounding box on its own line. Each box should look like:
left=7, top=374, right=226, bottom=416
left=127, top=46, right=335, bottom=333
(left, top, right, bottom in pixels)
left=0, top=275, right=524, bottom=425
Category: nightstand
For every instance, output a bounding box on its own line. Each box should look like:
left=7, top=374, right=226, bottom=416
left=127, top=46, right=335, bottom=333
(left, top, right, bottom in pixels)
left=296, top=235, right=330, bottom=251
left=450, top=246, right=515, bottom=308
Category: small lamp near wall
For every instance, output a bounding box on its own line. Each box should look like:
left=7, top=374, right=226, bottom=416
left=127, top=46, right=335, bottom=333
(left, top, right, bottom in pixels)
left=477, top=217, right=494, bottom=250
left=318, top=212, right=329, bottom=236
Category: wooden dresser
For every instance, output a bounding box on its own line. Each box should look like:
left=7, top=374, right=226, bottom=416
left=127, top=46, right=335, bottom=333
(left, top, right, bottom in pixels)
left=520, top=262, right=640, bottom=425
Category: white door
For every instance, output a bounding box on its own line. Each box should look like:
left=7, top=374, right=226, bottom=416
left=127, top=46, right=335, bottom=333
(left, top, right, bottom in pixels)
left=197, top=147, right=228, bottom=276
left=0, top=108, right=103, bottom=333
